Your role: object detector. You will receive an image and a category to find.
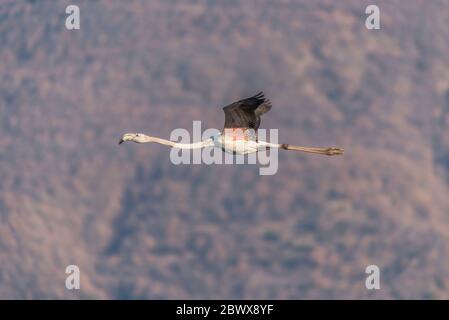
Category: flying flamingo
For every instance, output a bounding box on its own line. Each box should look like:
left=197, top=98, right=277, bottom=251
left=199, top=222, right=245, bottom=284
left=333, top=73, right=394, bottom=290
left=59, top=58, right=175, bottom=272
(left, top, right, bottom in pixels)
left=119, top=92, right=344, bottom=156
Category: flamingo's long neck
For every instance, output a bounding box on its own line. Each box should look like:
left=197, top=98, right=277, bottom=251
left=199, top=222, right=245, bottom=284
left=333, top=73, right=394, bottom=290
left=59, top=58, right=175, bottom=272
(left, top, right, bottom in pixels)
left=142, top=135, right=175, bottom=147
left=142, top=135, right=211, bottom=149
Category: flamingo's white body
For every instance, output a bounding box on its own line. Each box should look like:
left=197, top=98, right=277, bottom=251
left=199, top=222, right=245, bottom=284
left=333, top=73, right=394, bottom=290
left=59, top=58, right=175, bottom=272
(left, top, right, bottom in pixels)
left=218, top=137, right=261, bottom=155
left=119, top=92, right=344, bottom=156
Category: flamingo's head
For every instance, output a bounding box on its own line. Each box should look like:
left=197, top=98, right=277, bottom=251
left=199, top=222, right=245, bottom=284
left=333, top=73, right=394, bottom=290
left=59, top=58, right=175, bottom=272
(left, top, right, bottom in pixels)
left=119, top=133, right=147, bottom=144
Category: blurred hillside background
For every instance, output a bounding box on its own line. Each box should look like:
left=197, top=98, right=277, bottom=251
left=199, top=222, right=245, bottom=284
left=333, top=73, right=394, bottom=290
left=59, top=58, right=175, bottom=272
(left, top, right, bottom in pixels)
left=1, top=0, right=449, bottom=299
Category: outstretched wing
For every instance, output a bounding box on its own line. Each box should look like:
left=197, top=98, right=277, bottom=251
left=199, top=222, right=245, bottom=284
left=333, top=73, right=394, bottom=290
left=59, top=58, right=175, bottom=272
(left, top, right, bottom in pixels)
left=222, top=91, right=272, bottom=131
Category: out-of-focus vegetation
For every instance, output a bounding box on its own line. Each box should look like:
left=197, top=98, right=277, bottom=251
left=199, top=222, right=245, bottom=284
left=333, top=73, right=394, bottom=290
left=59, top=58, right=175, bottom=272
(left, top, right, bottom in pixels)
left=1, top=0, right=449, bottom=299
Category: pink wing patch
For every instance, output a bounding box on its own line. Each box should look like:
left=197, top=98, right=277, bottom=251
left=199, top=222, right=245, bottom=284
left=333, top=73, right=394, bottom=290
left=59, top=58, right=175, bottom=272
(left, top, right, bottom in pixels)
left=223, top=128, right=256, bottom=141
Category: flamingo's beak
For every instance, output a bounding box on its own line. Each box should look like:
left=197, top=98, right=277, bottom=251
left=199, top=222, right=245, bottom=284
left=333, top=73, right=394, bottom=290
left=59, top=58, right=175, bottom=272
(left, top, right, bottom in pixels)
left=118, top=139, right=124, bottom=145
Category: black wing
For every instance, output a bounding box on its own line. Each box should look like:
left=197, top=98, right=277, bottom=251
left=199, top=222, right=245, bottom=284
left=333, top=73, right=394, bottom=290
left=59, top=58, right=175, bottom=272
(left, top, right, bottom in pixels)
left=222, top=92, right=272, bottom=131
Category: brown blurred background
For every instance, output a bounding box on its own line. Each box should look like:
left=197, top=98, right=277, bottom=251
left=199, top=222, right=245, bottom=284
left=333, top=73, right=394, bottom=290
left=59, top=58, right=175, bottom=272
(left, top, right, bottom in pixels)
left=1, top=0, right=449, bottom=299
